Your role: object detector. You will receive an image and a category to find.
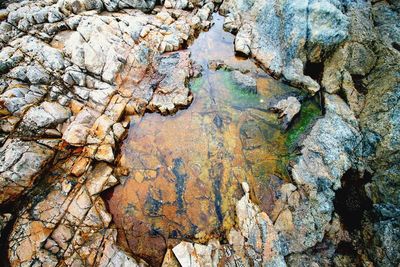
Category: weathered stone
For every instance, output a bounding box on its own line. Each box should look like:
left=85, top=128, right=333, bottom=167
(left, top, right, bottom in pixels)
left=0, top=0, right=398, bottom=266
left=171, top=182, right=286, bottom=266
left=147, top=51, right=193, bottom=114
left=222, top=0, right=348, bottom=93
left=0, top=139, right=55, bottom=204
left=230, top=70, right=257, bottom=94
left=271, top=96, right=301, bottom=129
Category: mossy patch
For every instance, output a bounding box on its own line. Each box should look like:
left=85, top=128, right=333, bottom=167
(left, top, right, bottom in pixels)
left=285, top=100, right=321, bottom=149
left=189, top=77, right=204, bottom=93
left=220, top=71, right=260, bottom=105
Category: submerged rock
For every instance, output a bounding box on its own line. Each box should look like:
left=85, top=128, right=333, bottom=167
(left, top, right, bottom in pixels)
left=171, top=182, right=286, bottom=267
left=230, top=70, right=257, bottom=94
left=271, top=96, right=301, bottom=130
left=0, top=0, right=398, bottom=266
left=147, top=51, right=194, bottom=114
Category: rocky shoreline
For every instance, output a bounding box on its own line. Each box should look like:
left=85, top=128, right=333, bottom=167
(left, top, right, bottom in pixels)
left=0, top=0, right=399, bottom=266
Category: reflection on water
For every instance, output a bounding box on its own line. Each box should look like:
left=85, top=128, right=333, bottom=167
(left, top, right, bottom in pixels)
left=105, top=13, right=303, bottom=266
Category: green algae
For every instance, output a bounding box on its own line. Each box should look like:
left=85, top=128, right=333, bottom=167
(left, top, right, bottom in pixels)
left=285, top=100, right=321, bottom=149
left=220, top=71, right=260, bottom=105
left=189, top=77, right=204, bottom=93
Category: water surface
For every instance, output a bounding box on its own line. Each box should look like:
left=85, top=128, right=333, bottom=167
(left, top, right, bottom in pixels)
left=105, top=13, right=303, bottom=265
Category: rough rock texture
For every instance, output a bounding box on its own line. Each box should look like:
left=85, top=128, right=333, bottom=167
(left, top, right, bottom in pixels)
left=356, top=2, right=400, bottom=265
left=221, top=0, right=350, bottom=94
left=169, top=182, right=285, bottom=267
left=0, top=0, right=214, bottom=265
left=0, top=0, right=398, bottom=266
left=271, top=96, right=301, bottom=130
left=0, top=139, right=55, bottom=204
left=270, top=94, right=361, bottom=255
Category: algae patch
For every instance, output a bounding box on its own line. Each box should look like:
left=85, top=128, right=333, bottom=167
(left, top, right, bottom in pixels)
left=189, top=77, right=204, bottom=93
left=285, top=100, right=321, bottom=148
left=221, top=71, right=260, bottom=105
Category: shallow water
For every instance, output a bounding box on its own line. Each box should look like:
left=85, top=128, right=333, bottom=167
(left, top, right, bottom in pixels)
left=105, top=13, right=306, bottom=265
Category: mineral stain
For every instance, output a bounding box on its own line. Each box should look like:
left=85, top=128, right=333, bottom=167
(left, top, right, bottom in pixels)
left=105, top=13, right=315, bottom=265
left=172, top=158, right=188, bottom=214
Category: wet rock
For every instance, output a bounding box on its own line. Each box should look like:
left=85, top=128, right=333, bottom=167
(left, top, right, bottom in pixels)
left=147, top=51, right=194, bottom=114
left=271, top=96, right=301, bottom=130
left=106, top=62, right=292, bottom=265
left=171, top=182, right=286, bottom=266
left=208, top=59, right=232, bottom=71
left=230, top=70, right=257, bottom=94
left=221, top=0, right=349, bottom=93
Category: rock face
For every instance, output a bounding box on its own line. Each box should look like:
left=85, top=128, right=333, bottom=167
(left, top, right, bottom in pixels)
left=271, top=96, right=301, bottom=129
left=0, top=139, right=55, bottom=204
left=278, top=93, right=361, bottom=254
left=221, top=0, right=350, bottom=94
left=0, top=0, right=211, bottom=266
left=169, top=182, right=286, bottom=267
left=356, top=3, right=400, bottom=265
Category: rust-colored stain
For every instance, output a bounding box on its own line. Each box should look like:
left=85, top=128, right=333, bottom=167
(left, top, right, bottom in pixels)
left=105, top=13, right=297, bottom=266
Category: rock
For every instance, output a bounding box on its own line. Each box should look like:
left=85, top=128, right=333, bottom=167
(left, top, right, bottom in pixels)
left=0, top=0, right=398, bottom=266
left=16, top=35, right=66, bottom=71
left=357, top=3, right=400, bottom=264
left=147, top=51, right=193, bottom=114
left=171, top=182, right=286, bottom=266
left=63, top=107, right=100, bottom=146
left=19, top=101, right=71, bottom=134
left=271, top=96, right=301, bottom=129
left=0, top=2, right=215, bottom=265
left=230, top=70, right=257, bottom=94
left=283, top=59, right=320, bottom=95
left=234, top=23, right=251, bottom=56
left=284, top=94, right=361, bottom=254
left=222, top=0, right=349, bottom=93
left=95, top=144, right=114, bottom=163
left=161, top=249, right=180, bottom=267
left=0, top=213, right=11, bottom=237
left=99, top=236, right=145, bottom=267
left=26, top=65, right=51, bottom=84
left=208, top=59, right=231, bottom=71
left=0, top=139, right=55, bottom=204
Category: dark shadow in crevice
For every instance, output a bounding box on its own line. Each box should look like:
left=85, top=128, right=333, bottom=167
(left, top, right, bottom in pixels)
left=304, top=61, right=324, bottom=83
left=351, top=74, right=368, bottom=94
left=392, top=42, right=400, bottom=52
left=334, top=169, right=373, bottom=232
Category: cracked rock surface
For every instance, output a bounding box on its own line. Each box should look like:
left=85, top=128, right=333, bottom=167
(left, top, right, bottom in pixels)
left=0, top=0, right=208, bottom=265
left=0, top=0, right=399, bottom=266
